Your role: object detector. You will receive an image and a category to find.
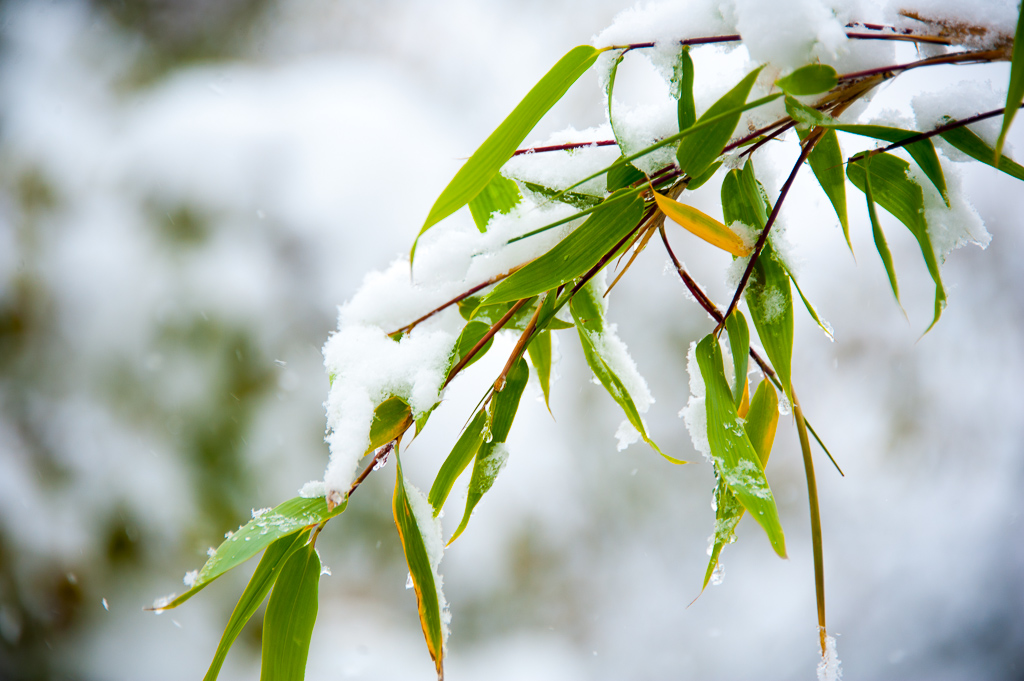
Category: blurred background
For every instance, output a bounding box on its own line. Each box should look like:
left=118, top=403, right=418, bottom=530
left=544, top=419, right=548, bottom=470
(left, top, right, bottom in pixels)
left=0, top=1, right=1022, bottom=679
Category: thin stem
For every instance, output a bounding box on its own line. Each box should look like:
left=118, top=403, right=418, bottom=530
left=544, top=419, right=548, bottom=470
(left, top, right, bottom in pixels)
left=513, top=140, right=617, bottom=156
left=606, top=28, right=958, bottom=53
left=871, top=104, right=1020, bottom=156
left=347, top=440, right=395, bottom=498
left=793, top=392, right=828, bottom=656
left=740, top=121, right=796, bottom=158
left=494, top=296, right=544, bottom=392
left=390, top=269, right=520, bottom=337
left=838, top=48, right=1008, bottom=82
left=718, top=138, right=816, bottom=333
left=443, top=297, right=530, bottom=388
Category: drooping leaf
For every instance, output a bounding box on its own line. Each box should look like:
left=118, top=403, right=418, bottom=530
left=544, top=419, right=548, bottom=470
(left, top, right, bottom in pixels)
left=676, top=67, right=764, bottom=178
left=786, top=96, right=948, bottom=204
left=856, top=155, right=902, bottom=307
left=674, top=46, right=696, bottom=132
left=153, top=496, right=346, bottom=611
left=940, top=121, right=1024, bottom=181
left=695, top=335, right=786, bottom=557
left=393, top=454, right=446, bottom=679
left=490, top=357, right=530, bottom=443
left=570, top=283, right=684, bottom=464
left=414, top=45, right=603, bottom=260
left=526, top=328, right=554, bottom=412
left=428, top=409, right=487, bottom=514
left=368, top=396, right=414, bottom=453
left=847, top=151, right=945, bottom=330
left=686, top=160, right=722, bottom=190
left=449, top=321, right=494, bottom=372
left=486, top=191, right=644, bottom=304
left=448, top=441, right=508, bottom=545
left=724, top=311, right=749, bottom=409
left=653, top=190, right=751, bottom=256
left=776, top=64, right=838, bottom=96
left=606, top=48, right=627, bottom=146
left=800, top=127, right=850, bottom=250
left=522, top=180, right=603, bottom=209
left=606, top=157, right=646, bottom=192
left=260, top=542, right=320, bottom=681
left=786, top=265, right=835, bottom=341
left=996, top=1, right=1024, bottom=161
left=203, top=531, right=311, bottom=681
left=721, top=169, right=761, bottom=230
left=744, top=241, right=794, bottom=400
left=468, top=174, right=522, bottom=232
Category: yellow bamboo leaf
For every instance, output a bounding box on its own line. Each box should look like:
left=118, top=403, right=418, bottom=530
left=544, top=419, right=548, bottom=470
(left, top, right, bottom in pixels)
left=653, top=191, right=752, bottom=257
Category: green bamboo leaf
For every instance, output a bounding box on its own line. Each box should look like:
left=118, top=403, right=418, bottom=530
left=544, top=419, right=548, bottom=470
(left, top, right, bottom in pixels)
left=724, top=311, right=749, bottom=409
left=686, top=160, right=722, bottom=190
left=800, top=127, right=850, bottom=250
left=468, top=174, right=522, bottom=232
left=855, top=155, right=902, bottom=307
left=413, top=45, right=602, bottom=261
left=776, top=64, right=837, bottom=96
left=940, top=121, right=1024, bottom=181
left=676, top=67, right=764, bottom=178
left=674, top=46, right=696, bottom=132
left=744, top=240, right=794, bottom=399
left=428, top=409, right=487, bottom=514
left=696, top=335, right=786, bottom=557
left=485, top=191, right=644, bottom=304
left=526, top=329, right=554, bottom=412
left=700, top=378, right=780, bottom=591
left=847, top=151, right=946, bottom=330
left=448, top=440, right=508, bottom=545
left=203, top=531, right=310, bottom=681
left=449, top=321, right=493, bottom=373
left=260, top=543, right=320, bottom=681
left=606, top=48, right=627, bottom=146
left=996, top=0, right=1024, bottom=161
left=570, top=283, right=684, bottom=464
left=786, top=264, right=835, bottom=341
left=522, top=181, right=603, bottom=209
left=152, top=496, right=346, bottom=611
left=490, top=357, right=529, bottom=443
left=786, top=96, right=948, bottom=205
left=721, top=169, right=761, bottom=229
left=606, top=157, right=645, bottom=192
left=393, top=453, right=446, bottom=678
left=368, top=396, right=414, bottom=452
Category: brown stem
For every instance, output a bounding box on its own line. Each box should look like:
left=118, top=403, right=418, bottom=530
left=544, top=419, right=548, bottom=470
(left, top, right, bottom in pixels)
left=718, top=137, right=817, bottom=333
left=494, top=296, right=544, bottom=392
left=443, top=297, right=530, bottom=388
left=390, top=269, right=520, bottom=337
left=838, top=48, right=1008, bottom=83
left=347, top=440, right=396, bottom=498
left=513, top=140, right=617, bottom=156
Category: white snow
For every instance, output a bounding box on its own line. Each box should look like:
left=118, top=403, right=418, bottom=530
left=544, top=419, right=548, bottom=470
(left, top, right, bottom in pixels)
left=817, top=634, right=843, bottom=681
left=299, top=480, right=326, bottom=499
left=680, top=341, right=711, bottom=461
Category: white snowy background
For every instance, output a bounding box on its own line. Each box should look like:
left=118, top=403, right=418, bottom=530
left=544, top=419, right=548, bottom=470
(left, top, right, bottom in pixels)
left=0, top=1, right=1022, bottom=679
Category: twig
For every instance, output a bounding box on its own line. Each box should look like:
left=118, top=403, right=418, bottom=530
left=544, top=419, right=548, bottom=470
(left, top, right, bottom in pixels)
left=443, top=297, right=530, bottom=388
left=390, top=269, right=519, bottom=337
left=837, top=48, right=1008, bottom=82
left=513, top=140, right=617, bottom=156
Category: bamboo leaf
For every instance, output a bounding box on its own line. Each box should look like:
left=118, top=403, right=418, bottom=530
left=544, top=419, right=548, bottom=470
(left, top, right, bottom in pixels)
left=724, top=311, right=749, bottom=409
left=696, top=335, right=786, bottom=557
left=687, top=160, right=722, bottom=190
left=856, top=155, right=902, bottom=307
left=653, top=190, right=751, bottom=256
left=368, top=396, right=414, bottom=453
left=786, top=96, right=948, bottom=205
left=570, top=283, right=684, bottom=464
left=260, top=542, right=320, bottom=681
left=413, top=45, right=602, bottom=260
left=393, top=454, right=446, bottom=678
left=203, top=531, right=310, bottom=681
left=800, top=127, right=850, bottom=250
left=428, top=409, right=487, bottom=514
left=676, top=67, right=763, bottom=178
left=786, top=265, right=835, bottom=341
left=940, top=121, right=1024, bottom=181
left=606, top=48, right=627, bottom=147
left=448, top=441, right=509, bottom=545
left=153, top=496, right=346, bottom=611
left=847, top=152, right=945, bottom=330
left=490, top=357, right=530, bottom=443
left=674, top=46, right=696, bottom=132
left=996, top=1, right=1024, bottom=161
left=522, top=180, right=603, bottom=209
left=449, top=321, right=494, bottom=372
left=527, top=331, right=554, bottom=412
left=776, top=64, right=837, bottom=96
left=485, top=191, right=644, bottom=304
left=744, top=241, right=794, bottom=399
left=468, top=174, right=522, bottom=232
left=606, top=157, right=645, bottom=192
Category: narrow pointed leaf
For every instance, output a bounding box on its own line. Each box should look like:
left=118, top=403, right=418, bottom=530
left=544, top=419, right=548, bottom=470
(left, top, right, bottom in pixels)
left=847, top=152, right=945, bottom=329
left=153, top=496, right=346, bottom=611
left=606, top=157, right=645, bottom=192
left=787, top=265, right=835, bottom=340
left=745, top=241, right=795, bottom=399
left=996, top=1, right=1024, bottom=161
left=686, top=160, right=722, bottom=190
left=724, top=311, right=749, bottom=409
left=203, top=531, right=310, bottom=681
left=527, top=329, right=554, bottom=412
left=940, top=121, right=1024, bottom=181
left=448, top=441, right=509, bottom=544
left=393, top=454, right=446, bottom=678
left=744, top=379, right=780, bottom=466
left=414, top=45, right=602, bottom=260
left=522, top=180, right=603, bottom=209
left=260, top=543, right=320, bottom=681
left=674, top=46, right=696, bottom=132
left=653, top=191, right=751, bottom=256
left=485, top=191, right=644, bottom=304
left=677, top=67, right=763, bottom=178
left=606, top=48, right=627, bottom=146
left=570, top=284, right=684, bottom=464
left=449, top=321, right=494, bottom=372
left=368, top=396, right=414, bottom=452
left=490, top=357, right=529, bottom=443
left=857, top=156, right=901, bottom=306
left=696, top=335, right=786, bottom=557
left=800, top=127, right=850, bottom=249
left=428, top=409, right=487, bottom=514
left=776, top=64, right=837, bottom=95
left=468, top=174, right=522, bottom=232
